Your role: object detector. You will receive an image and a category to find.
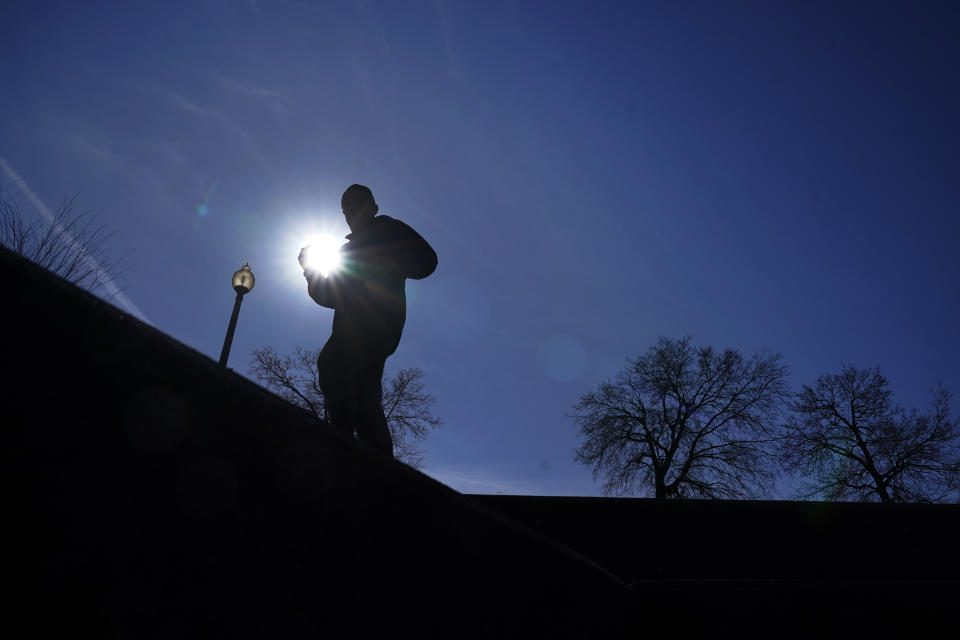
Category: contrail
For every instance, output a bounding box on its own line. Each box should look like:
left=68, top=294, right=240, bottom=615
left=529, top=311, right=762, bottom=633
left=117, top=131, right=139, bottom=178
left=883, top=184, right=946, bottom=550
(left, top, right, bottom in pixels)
left=0, top=157, right=153, bottom=325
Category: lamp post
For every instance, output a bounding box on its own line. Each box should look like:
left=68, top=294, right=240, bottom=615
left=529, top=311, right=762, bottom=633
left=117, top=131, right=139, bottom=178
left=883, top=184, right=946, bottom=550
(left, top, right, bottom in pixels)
left=218, top=263, right=255, bottom=367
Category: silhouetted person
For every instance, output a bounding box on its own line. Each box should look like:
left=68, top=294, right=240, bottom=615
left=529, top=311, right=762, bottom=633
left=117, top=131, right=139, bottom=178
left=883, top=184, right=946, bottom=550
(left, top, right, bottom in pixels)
left=299, top=184, right=437, bottom=457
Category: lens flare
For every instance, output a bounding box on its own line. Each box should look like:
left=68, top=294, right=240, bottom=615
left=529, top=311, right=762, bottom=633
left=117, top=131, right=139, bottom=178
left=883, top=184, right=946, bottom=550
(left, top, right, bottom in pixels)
left=302, top=234, right=343, bottom=276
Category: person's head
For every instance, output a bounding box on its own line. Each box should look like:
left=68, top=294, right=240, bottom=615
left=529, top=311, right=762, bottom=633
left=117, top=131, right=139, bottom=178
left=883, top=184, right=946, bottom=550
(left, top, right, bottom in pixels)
left=341, top=184, right=378, bottom=232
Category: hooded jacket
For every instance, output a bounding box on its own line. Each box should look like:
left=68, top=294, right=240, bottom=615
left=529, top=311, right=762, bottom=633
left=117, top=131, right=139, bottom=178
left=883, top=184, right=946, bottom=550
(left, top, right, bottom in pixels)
left=304, top=215, right=437, bottom=354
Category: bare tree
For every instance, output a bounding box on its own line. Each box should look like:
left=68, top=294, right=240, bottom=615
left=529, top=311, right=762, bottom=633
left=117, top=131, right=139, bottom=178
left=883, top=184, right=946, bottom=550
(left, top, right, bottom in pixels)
left=249, top=346, right=327, bottom=421
left=780, top=364, right=960, bottom=503
left=571, top=336, right=789, bottom=499
left=249, top=346, right=441, bottom=466
left=0, top=189, right=126, bottom=296
left=381, top=366, right=443, bottom=465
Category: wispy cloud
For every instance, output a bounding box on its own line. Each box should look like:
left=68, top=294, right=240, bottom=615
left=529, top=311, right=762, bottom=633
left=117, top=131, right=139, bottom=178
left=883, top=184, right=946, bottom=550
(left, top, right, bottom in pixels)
left=432, top=0, right=466, bottom=86
left=213, top=75, right=293, bottom=117
left=149, top=87, right=271, bottom=173
left=0, top=156, right=152, bottom=325
left=248, top=0, right=262, bottom=22
left=156, top=88, right=257, bottom=146
left=67, top=133, right=125, bottom=166
left=422, top=463, right=547, bottom=495
left=149, top=140, right=207, bottom=193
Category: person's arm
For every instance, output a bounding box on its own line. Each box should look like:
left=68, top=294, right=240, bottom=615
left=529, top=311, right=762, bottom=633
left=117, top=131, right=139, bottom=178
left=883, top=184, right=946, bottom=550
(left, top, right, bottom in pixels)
left=304, top=269, right=337, bottom=308
left=392, top=220, right=437, bottom=280
left=299, top=246, right=337, bottom=308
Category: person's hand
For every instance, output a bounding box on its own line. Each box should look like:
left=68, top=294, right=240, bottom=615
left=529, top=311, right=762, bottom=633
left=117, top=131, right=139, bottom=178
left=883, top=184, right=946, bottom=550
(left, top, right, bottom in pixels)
left=298, top=246, right=309, bottom=270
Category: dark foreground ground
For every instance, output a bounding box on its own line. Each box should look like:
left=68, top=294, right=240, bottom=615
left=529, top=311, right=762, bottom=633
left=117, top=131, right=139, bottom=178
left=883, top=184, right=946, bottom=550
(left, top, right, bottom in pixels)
left=471, top=494, right=958, bottom=634
left=3, top=246, right=957, bottom=637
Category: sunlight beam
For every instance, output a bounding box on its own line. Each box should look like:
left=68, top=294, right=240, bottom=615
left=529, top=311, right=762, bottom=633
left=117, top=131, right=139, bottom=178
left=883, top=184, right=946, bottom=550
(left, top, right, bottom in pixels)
left=300, top=234, right=343, bottom=276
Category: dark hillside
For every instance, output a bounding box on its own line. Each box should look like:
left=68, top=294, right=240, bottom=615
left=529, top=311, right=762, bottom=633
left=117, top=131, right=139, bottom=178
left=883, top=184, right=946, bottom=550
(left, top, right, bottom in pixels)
left=1, top=246, right=627, bottom=638
left=2, top=245, right=956, bottom=637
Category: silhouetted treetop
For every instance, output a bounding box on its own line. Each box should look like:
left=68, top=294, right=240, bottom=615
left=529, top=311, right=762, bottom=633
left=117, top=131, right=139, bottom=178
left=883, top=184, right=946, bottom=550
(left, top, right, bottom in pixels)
left=780, top=364, right=960, bottom=503
left=249, top=346, right=441, bottom=466
left=572, top=336, right=789, bottom=499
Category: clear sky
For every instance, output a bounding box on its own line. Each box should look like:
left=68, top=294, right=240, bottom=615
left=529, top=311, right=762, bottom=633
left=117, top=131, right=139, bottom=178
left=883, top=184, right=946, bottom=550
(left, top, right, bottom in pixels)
left=2, top=0, right=958, bottom=497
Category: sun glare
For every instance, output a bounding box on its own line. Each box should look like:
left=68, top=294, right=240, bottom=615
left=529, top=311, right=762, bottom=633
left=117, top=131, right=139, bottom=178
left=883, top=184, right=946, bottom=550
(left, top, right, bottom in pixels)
left=302, top=234, right=343, bottom=276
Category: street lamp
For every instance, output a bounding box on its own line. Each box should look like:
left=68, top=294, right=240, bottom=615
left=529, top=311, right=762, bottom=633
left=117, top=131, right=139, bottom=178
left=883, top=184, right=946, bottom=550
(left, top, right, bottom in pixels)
left=218, top=263, right=255, bottom=367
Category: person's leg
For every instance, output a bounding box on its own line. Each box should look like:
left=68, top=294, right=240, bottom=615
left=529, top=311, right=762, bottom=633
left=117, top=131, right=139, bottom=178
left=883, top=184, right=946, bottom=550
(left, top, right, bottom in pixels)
left=316, top=339, right=358, bottom=440
left=355, top=357, right=393, bottom=457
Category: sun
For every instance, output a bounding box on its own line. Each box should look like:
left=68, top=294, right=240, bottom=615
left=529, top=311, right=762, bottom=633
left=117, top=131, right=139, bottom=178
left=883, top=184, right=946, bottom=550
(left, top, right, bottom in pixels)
left=301, top=234, right=343, bottom=276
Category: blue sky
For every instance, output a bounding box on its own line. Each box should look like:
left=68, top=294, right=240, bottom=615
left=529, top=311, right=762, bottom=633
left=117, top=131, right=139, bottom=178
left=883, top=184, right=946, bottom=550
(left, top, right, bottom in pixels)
left=2, top=0, right=958, bottom=496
